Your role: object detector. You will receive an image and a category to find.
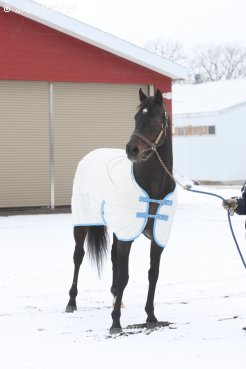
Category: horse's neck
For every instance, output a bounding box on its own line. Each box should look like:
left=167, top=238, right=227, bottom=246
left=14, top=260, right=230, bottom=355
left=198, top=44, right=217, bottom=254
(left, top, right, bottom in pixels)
left=133, top=137, right=174, bottom=199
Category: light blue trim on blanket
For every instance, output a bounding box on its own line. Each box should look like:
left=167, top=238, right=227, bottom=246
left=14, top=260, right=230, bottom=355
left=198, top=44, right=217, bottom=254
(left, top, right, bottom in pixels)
left=100, top=200, right=108, bottom=226
left=153, top=189, right=176, bottom=248
left=117, top=165, right=176, bottom=247
left=74, top=200, right=107, bottom=228
left=139, top=196, right=173, bottom=207
left=136, top=212, right=169, bottom=221
left=115, top=165, right=149, bottom=242
left=74, top=222, right=104, bottom=227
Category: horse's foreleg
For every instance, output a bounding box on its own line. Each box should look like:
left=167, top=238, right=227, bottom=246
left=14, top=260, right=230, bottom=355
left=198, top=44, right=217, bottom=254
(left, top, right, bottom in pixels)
left=145, top=241, right=163, bottom=327
left=110, top=241, right=132, bottom=334
left=110, top=233, right=118, bottom=299
left=66, top=226, right=87, bottom=313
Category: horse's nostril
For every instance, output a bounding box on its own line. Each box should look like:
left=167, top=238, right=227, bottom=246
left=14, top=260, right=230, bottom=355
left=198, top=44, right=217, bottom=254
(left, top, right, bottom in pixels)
left=126, top=143, right=139, bottom=157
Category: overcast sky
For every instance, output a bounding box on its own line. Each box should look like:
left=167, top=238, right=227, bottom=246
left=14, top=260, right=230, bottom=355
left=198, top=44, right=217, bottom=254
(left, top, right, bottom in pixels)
left=35, top=0, right=246, bottom=53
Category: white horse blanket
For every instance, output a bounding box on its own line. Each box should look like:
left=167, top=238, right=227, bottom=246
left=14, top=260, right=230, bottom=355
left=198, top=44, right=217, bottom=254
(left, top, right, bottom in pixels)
left=72, top=148, right=177, bottom=248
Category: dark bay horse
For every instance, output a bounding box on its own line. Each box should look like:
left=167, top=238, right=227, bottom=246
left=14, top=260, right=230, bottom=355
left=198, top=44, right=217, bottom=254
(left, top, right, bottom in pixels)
left=66, top=88, right=176, bottom=334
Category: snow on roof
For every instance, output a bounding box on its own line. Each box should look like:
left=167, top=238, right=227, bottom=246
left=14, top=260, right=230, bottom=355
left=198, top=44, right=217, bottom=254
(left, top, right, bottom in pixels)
left=0, top=0, right=188, bottom=81
left=173, top=78, right=246, bottom=116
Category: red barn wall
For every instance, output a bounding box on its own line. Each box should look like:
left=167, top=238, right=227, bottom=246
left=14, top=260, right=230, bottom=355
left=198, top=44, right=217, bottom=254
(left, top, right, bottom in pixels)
left=0, top=8, right=171, bottom=95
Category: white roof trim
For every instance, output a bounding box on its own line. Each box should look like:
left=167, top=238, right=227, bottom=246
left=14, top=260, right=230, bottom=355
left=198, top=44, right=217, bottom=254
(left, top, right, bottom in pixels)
left=0, top=0, right=188, bottom=80
left=174, top=111, right=219, bottom=119
left=173, top=78, right=246, bottom=115
left=174, top=101, right=246, bottom=118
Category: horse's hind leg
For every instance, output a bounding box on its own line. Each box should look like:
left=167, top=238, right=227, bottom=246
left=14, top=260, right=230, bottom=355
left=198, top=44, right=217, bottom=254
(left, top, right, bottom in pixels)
left=110, top=240, right=132, bottom=334
left=66, top=226, right=87, bottom=313
left=145, top=241, right=163, bottom=327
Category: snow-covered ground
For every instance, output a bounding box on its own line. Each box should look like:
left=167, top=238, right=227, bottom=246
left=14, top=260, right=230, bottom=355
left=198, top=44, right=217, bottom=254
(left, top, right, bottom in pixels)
left=1, top=185, right=246, bottom=369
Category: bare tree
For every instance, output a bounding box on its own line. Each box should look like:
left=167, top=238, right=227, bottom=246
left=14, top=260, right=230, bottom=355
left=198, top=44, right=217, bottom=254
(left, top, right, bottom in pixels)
left=145, top=38, right=187, bottom=64
left=191, top=44, right=246, bottom=82
left=145, top=39, right=246, bottom=83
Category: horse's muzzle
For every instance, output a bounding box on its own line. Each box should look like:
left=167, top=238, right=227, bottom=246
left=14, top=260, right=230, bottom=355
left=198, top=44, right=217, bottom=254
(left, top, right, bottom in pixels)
left=126, top=142, right=139, bottom=162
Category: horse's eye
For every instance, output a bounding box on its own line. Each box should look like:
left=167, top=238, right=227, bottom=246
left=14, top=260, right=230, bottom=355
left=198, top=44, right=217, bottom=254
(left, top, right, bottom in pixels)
left=142, top=108, right=148, bottom=115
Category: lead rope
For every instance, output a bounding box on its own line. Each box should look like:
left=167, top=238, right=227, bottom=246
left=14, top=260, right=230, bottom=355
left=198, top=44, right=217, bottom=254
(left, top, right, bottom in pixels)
left=153, top=147, right=246, bottom=269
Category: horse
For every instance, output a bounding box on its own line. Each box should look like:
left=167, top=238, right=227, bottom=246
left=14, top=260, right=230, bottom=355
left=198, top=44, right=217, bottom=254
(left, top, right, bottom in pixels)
left=65, top=88, right=176, bottom=334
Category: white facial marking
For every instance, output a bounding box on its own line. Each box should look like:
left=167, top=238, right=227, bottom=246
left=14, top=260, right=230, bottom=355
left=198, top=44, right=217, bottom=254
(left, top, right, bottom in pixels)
left=142, top=108, right=148, bottom=115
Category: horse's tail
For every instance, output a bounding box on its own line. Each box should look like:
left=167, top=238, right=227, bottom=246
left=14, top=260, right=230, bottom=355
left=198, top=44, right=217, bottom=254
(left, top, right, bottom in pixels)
left=87, top=225, right=109, bottom=276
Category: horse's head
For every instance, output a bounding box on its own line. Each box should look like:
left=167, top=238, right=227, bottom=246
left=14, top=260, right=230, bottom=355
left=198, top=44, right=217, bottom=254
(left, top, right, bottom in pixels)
left=126, top=88, right=168, bottom=162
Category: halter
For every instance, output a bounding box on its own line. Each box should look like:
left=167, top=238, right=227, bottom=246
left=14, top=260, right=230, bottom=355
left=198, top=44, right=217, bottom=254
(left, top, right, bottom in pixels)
left=131, top=109, right=169, bottom=161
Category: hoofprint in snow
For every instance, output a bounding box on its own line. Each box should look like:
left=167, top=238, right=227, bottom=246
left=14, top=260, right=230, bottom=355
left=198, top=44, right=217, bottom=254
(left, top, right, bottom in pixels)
left=1, top=185, right=246, bottom=369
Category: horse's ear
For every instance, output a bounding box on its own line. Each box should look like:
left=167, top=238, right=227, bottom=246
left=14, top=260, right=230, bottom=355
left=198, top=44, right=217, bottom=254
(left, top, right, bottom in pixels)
left=139, top=88, right=147, bottom=102
left=154, top=89, right=163, bottom=104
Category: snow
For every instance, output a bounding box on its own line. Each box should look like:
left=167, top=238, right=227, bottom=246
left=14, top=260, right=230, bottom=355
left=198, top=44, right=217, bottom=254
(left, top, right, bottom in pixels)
left=1, top=185, right=246, bottom=369
left=173, top=78, right=246, bottom=115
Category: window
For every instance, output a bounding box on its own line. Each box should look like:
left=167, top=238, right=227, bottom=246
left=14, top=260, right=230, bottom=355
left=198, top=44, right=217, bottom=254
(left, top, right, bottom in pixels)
left=174, top=125, right=216, bottom=136
left=208, top=125, right=216, bottom=135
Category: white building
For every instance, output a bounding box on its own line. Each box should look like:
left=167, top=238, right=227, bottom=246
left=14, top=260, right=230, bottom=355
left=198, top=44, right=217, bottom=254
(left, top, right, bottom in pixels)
left=172, top=78, right=246, bottom=184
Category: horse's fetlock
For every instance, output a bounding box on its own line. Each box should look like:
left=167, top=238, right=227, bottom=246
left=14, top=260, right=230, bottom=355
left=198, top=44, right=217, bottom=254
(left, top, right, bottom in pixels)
left=111, top=309, right=121, bottom=320
left=69, top=286, right=78, bottom=299
left=110, top=286, right=117, bottom=296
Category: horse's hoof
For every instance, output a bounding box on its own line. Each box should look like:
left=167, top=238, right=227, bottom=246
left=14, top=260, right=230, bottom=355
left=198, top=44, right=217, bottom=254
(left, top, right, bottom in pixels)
left=109, top=327, right=123, bottom=335
left=65, top=305, right=77, bottom=313
left=146, top=321, right=159, bottom=329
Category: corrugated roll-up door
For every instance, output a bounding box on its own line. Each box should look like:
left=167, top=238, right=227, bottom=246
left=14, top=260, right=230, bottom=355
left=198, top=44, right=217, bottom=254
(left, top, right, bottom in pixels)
left=53, top=83, right=148, bottom=206
left=0, top=81, right=50, bottom=208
